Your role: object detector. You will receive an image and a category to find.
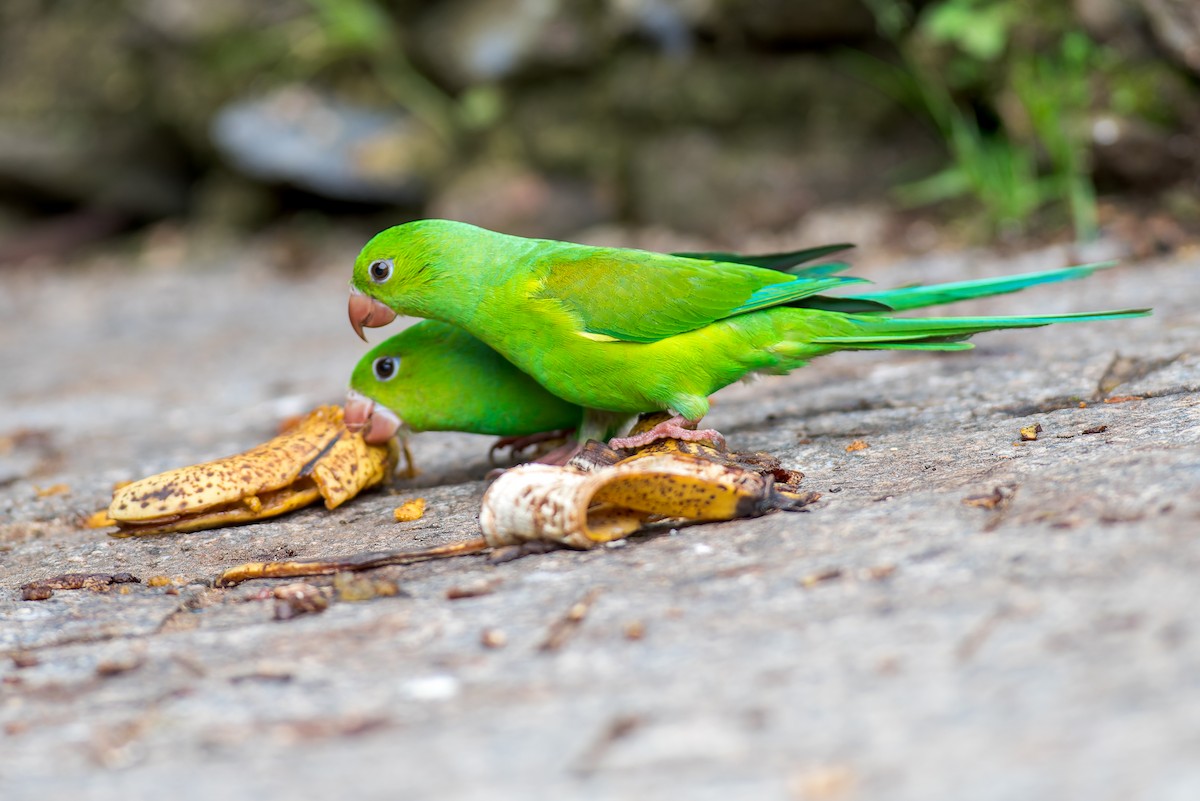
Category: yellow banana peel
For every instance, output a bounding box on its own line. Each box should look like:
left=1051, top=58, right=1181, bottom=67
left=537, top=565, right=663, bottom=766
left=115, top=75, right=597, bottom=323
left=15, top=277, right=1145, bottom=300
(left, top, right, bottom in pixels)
left=107, top=406, right=397, bottom=537
left=479, top=448, right=814, bottom=550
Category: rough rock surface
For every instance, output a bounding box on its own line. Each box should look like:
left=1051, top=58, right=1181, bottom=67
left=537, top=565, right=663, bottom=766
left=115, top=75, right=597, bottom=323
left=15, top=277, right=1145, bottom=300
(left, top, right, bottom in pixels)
left=1140, top=0, right=1200, bottom=76
left=1, top=241, right=1198, bottom=799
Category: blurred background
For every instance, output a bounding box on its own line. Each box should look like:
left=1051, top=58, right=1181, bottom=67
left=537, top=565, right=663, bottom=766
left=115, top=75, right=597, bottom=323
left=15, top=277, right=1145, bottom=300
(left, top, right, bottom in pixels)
left=1, top=0, right=1199, bottom=269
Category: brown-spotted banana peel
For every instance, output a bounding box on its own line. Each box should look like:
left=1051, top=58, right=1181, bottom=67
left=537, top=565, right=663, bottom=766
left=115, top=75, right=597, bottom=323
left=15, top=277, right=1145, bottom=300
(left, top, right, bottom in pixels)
left=479, top=452, right=809, bottom=550
left=107, top=406, right=397, bottom=537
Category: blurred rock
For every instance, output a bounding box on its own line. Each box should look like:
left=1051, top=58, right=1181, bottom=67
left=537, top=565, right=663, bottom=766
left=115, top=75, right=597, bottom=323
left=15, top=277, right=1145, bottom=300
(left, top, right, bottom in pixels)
left=601, top=51, right=894, bottom=130
left=610, top=0, right=712, bottom=56
left=1091, top=116, right=1197, bottom=189
left=0, top=209, right=128, bottom=267
left=728, top=0, right=878, bottom=44
left=571, top=223, right=717, bottom=252
left=1138, top=0, right=1200, bottom=76
left=0, top=126, right=189, bottom=219
left=786, top=202, right=892, bottom=253
left=211, top=86, right=442, bottom=204
left=630, top=131, right=814, bottom=238
left=0, top=2, right=191, bottom=218
left=428, top=162, right=614, bottom=238
left=1073, top=0, right=1146, bottom=41
left=414, top=0, right=604, bottom=87
left=507, top=48, right=917, bottom=226
left=131, top=0, right=275, bottom=41
left=628, top=127, right=915, bottom=240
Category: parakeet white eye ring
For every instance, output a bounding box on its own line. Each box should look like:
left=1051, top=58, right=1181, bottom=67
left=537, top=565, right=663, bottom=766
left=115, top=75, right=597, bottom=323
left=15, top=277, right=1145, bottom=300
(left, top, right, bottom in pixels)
left=373, top=357, right=398, bottom=381
left=368, top=259, right=393, bottom=283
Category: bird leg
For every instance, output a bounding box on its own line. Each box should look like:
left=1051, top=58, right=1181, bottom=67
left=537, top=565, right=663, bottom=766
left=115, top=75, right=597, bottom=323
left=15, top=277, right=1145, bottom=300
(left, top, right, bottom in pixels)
left=488, top=428, right=575, bottom=464
left=608, top=415, right=726, bottom=451
left=531, top=442, right=584, bottom=466
left=484, top=440, right=583, bottom=479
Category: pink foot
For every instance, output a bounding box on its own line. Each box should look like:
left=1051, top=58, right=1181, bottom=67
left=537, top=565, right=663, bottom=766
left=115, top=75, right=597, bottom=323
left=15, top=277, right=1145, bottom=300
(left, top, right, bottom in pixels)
left=608, top=416, right=726, bottom=451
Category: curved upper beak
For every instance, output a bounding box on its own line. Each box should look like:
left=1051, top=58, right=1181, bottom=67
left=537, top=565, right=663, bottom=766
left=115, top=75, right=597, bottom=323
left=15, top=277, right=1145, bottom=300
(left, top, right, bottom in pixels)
left=348, top=287, right=398, bottom=342
left=344, top=390, right=402, bottom=444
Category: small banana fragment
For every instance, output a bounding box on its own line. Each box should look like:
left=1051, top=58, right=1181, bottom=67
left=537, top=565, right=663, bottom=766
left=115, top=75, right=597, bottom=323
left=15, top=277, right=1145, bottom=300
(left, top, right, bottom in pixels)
left=479, top=451, right=812, bottom=550
left=107, top=406, right=397, bottom=537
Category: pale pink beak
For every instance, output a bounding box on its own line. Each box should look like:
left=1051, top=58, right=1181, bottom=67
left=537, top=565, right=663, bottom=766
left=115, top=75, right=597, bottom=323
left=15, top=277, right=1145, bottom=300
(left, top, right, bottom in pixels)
left=364, top=406, right=401, bottom=444
left=344, top=390, right=402, bottom=443
left=344, top=390, right=375, bottom=434
left=348, top=287, right=398, bottom=342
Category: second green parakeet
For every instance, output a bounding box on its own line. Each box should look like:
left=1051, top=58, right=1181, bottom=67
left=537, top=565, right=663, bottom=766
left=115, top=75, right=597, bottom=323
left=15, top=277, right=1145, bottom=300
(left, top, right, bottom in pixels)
left=345, top=319, right=582, bottom=442
left=348, top=220, right=1148, bottom=450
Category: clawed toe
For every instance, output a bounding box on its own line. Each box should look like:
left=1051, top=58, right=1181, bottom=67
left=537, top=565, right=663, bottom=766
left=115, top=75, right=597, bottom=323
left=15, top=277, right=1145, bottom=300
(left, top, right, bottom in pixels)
left=489, top=428, right=574, bottom=464
left=486, top=441, right=583, bottom=476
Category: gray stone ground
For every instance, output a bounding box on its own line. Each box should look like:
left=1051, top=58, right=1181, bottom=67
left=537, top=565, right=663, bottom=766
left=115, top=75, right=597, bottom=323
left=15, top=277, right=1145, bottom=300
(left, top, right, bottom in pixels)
left=1, top=239, right=1198, bottom=801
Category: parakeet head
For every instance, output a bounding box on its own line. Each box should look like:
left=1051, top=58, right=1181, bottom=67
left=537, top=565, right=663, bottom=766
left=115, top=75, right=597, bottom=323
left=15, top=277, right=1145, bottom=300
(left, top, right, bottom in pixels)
left=348, top=219, right=476, bottom=341
left=344, top=319, right=585, bottom=443
left=345, top=334, right=412, bottom=443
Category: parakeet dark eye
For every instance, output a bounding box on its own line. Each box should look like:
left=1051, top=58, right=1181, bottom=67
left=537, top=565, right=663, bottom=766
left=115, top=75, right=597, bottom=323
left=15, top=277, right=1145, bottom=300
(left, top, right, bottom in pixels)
left=368, top=259, right=393, bottom=283
left=372, top=357, right=398, bottom=381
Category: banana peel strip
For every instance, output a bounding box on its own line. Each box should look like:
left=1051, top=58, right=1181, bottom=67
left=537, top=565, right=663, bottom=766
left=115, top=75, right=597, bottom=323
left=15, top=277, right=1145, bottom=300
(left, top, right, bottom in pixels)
left=479, top=452, right=810, bottom=550
left=107, top=406, right=397, bottom=537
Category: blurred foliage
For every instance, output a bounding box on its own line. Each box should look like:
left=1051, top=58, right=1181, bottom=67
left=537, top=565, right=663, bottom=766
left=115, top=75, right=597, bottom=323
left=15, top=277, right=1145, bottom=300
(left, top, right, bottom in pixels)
left=300, top=0, right=485, bottom=141
left=1012, top=32, right=1099, bottom=242
left=858, top=0, right=1105, bottom=239
left=178, top=0, right=464, bottom=140
left=1, top=0, right=1198, bottom=256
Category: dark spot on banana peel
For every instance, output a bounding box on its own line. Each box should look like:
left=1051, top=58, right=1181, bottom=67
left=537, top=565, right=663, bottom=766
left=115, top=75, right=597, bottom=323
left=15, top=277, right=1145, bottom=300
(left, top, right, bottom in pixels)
left=140, top=484, right=179, bottom=502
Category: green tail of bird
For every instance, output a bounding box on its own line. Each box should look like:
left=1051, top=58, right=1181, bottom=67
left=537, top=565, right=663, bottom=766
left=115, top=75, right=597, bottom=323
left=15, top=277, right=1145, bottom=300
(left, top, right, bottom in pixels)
left=677, top=303, right=1149, bottom=421
left=786, top=261, right=1125, bottom=317
left=748, top=307, right=1150, bottom=373
left=802, top=308, right=1151, bottom=354
left=678, top=251, right=1120, bottom=320
left=806, top=263, right=1150, bottom=353
left=851, top=262, right=1119, bottom=312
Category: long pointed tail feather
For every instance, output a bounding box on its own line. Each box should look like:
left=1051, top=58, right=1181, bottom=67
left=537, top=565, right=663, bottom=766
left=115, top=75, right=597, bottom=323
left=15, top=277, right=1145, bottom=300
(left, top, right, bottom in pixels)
left=809, top=308, right=1151, bottom=350
left=849, top=262, right=1117, bottom=313
left=786, top=262, right=1124, bottom=317
left=829, top=341, right=977, bottom=351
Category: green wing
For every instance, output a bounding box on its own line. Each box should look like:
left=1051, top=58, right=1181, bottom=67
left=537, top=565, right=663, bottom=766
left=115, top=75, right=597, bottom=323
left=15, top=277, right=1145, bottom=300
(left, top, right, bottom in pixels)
left=684, top=243, right=889, bottom=313
left=533, top=246, right=866, bottom=344
left=675, top=243, right=855, bottom=272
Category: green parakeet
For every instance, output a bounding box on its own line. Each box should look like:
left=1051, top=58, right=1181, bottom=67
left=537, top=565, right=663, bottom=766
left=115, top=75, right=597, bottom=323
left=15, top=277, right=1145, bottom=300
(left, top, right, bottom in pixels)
left=344, top=243, right=858, bottom=445
left=346, top=319, right=582, bottom=442
left=347, top=220, right=1149, bottom=450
